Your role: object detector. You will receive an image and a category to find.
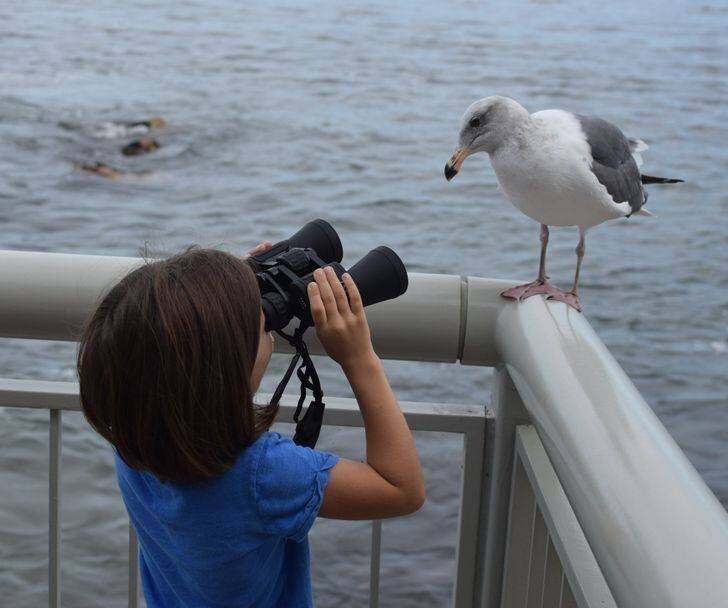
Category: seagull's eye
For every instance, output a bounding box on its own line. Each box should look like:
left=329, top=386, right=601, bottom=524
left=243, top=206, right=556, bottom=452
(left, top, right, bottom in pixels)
left=469, top=116, right=481, bottom=129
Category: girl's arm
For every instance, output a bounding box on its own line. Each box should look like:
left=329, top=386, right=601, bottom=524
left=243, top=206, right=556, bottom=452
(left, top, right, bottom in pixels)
left=307, top=266, right=425, bottom=520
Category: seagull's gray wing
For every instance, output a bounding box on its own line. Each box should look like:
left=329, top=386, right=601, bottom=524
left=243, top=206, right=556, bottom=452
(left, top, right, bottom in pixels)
left=577, top=115, right=646, bottom=215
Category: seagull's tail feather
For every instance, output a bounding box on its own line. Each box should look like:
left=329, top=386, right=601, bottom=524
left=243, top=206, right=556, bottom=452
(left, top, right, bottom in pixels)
left=634, top=208, right=656, bottom=217
left=640, top=174, right=684, bottom=184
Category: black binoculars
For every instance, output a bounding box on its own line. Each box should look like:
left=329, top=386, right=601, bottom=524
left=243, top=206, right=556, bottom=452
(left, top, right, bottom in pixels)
left=246, top=219, right=408, bottom=332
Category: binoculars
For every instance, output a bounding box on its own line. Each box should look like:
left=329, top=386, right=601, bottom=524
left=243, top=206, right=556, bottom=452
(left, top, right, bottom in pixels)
left=246, top=219, right=408, bottom=332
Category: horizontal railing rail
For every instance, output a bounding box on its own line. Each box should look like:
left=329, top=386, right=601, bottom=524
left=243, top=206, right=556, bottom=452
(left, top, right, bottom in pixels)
left=0, top=249, right=510, bottom=364
left=2, top=249, right=727, bottom=608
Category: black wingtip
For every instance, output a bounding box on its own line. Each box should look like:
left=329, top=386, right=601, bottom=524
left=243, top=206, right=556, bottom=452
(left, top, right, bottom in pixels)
left=641, top=174, right=684, bottom=185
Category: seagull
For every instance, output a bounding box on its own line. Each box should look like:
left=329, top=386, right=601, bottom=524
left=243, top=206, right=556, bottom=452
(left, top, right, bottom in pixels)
left=444, top=96, right=683, bottom=311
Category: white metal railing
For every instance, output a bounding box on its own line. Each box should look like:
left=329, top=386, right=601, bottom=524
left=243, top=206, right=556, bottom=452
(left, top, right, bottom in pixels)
left=501, top=426, right=615, bottom=608
left=1, top=249, right=728, bottom=608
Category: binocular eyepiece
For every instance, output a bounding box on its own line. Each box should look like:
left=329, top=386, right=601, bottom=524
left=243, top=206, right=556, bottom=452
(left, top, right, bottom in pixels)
left=247, top=219, right=408, bottom=332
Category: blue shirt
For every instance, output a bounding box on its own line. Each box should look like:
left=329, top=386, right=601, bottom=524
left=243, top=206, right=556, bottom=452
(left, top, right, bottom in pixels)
left=114, top=432, right=339, bottom=607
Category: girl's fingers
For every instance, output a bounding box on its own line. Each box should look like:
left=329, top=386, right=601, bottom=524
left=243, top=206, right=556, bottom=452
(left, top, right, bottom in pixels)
left=325, top=266, right=350, bottom=315
left=243, top=241, right=273, bottom=259
left=308, top=281, right=326, bottom=326
left=342, top=273, right=364, bottom=315
left=314, top=268, right=339, bottom=318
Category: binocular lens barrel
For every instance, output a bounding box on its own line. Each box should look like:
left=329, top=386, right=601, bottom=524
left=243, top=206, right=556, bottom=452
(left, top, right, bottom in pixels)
left=345, top=246, right=408, bottom=308
left=247, top=218, right=343, bottom=275
left=287, top=219, right=343, bottom=264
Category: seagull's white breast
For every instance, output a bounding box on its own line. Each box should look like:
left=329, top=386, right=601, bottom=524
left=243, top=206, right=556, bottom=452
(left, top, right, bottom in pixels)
left=489, top=110, right=628, bottom=228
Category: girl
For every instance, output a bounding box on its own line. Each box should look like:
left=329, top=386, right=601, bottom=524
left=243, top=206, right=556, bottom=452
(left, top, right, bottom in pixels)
left=77, top=243, right=425, bottom=607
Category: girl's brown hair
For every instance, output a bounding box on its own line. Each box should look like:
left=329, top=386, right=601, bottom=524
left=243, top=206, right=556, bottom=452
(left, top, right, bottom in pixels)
left=77, top=246, right=278, bottom=484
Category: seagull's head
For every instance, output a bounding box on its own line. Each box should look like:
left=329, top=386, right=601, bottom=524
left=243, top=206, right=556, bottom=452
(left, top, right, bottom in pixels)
left=445, top=96, right=528, bottom=181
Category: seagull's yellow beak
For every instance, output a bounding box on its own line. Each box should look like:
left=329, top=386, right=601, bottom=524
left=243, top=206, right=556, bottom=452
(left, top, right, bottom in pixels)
left=444, top=146, right=471, bottom=181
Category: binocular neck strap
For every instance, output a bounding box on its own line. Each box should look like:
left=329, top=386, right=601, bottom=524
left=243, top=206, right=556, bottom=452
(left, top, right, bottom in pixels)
left=271, top=322, right=326, bottom=448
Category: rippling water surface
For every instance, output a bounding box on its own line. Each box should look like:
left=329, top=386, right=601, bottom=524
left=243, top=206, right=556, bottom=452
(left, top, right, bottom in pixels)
left=1, top=1, right=726, bottom=605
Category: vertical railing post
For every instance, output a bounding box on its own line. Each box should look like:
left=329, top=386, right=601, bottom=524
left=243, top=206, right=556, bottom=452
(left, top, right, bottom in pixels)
left=525, top=509, right=548, bottom=607
left=500, top=456, right=536, bottom=606
left=452, top=410, right=488, bottom=607
left=128, top=523, right=139, bottom=608
left=49, top=409, right=62, bottom=608
left=369, top=520, right=382, bottom=608
left=478, top=367, right=530, bottom=607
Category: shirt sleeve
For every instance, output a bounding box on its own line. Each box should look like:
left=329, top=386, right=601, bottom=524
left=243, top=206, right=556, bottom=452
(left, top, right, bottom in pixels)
left=254, top=432, right=339, bottom=542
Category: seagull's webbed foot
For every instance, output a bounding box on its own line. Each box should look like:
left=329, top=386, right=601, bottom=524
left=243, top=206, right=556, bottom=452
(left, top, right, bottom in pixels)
left=546, top=289, right=581, bottom=312
left=500, top=279, right=562, bottom=301
left=501, top=280, right=582, bottom=312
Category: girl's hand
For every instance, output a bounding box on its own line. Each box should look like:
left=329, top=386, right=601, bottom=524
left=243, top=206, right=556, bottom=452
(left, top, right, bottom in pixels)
left=243, top=241, right=273, bottom=259
left=307, top=266, right=376, bottom=370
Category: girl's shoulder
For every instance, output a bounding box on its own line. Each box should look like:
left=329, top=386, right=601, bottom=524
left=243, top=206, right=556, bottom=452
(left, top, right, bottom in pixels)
left=252, top=431, right=339, bottom=541
left=253, top=431, right=339, bottom=485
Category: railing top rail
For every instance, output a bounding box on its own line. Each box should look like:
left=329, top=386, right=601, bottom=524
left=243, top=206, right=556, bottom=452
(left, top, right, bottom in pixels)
left=0, top=249, right=509, bottom=364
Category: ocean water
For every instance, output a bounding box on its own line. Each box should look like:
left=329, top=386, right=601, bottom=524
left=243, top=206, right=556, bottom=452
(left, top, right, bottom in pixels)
left=0, top=0, right=726, bottom=605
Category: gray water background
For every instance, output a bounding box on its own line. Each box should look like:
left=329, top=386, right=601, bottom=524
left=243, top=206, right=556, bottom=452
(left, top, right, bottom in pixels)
left=1, top=0, right=726, bottom=605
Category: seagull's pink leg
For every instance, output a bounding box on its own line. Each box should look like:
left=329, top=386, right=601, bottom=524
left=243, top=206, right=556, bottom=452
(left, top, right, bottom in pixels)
left=547, top=229, right=585, bottom=311
left=501, top=224, right=564, bottom=300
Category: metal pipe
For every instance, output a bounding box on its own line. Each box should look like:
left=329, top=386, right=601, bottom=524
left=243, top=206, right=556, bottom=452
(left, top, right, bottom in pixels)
left=369, top=520, right=381, bottom=608
left=128, top=524, right=139, bottom=608
left=49, top=409, right=61, bottom=608
left=479, top=368, right=530, bottom=608
left=0, top=250, right=144, bottom=342
left=0, top=250, right=479, bottom=363
left=494, top=297, right=728, bottom=608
